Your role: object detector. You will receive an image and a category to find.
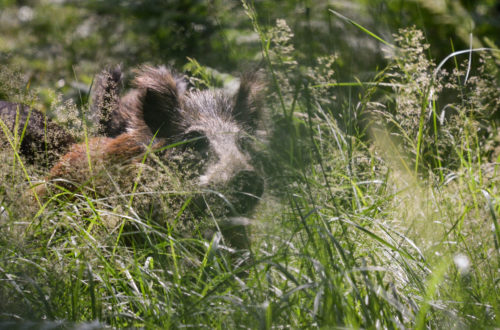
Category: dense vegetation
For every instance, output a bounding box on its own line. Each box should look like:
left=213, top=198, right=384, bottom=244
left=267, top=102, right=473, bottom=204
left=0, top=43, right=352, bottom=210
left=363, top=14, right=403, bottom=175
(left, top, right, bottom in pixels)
left=1, top=0, right=499, bottom=328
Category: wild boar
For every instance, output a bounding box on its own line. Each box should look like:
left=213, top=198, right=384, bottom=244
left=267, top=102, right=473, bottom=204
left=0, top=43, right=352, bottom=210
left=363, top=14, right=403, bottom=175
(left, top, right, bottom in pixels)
left=44, top=66, right=266, bottom=249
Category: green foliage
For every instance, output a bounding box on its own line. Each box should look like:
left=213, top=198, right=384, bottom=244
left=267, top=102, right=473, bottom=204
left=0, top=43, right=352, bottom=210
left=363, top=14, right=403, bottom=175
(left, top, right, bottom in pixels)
left=1, top=0, right=500, bottom=328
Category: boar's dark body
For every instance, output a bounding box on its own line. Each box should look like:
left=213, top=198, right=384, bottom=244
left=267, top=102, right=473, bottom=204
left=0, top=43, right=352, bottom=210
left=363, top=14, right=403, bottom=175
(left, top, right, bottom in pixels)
left=0, top=101, right=75, bottom=165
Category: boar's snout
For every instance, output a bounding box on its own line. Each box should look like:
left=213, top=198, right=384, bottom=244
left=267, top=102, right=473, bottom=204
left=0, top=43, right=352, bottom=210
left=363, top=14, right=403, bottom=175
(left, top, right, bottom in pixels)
left=227, top=170, right=264, bottom=214
left=194, top=169, right=263, bottom=217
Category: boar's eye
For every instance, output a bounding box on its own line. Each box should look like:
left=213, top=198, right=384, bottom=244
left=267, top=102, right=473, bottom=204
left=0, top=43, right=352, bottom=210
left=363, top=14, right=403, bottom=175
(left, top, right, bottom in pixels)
left=183, top=131, right=209, bottom=152
left=237, top=134, right=254, bottom=152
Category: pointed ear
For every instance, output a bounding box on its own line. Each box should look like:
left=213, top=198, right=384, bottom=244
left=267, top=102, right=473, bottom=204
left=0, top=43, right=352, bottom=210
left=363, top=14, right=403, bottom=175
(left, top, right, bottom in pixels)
left=134, top=66, right=186, bottom=138
left=233, top=71, right=265, bottom=131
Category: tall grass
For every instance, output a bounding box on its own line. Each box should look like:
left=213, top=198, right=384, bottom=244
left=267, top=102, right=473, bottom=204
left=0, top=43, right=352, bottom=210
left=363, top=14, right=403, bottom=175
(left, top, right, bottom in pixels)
left=0, top=4, right=499, bottom=328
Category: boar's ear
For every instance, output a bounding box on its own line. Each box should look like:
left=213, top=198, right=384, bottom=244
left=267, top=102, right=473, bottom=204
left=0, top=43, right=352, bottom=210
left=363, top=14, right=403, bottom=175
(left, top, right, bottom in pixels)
left=233, top=71, right=265, bottom=131
left=134, top=66, right=186, bottom=138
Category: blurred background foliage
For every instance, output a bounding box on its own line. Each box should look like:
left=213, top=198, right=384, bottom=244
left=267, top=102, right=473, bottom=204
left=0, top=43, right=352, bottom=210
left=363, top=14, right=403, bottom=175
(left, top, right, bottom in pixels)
left=1, top=0, right=499, bottom=109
